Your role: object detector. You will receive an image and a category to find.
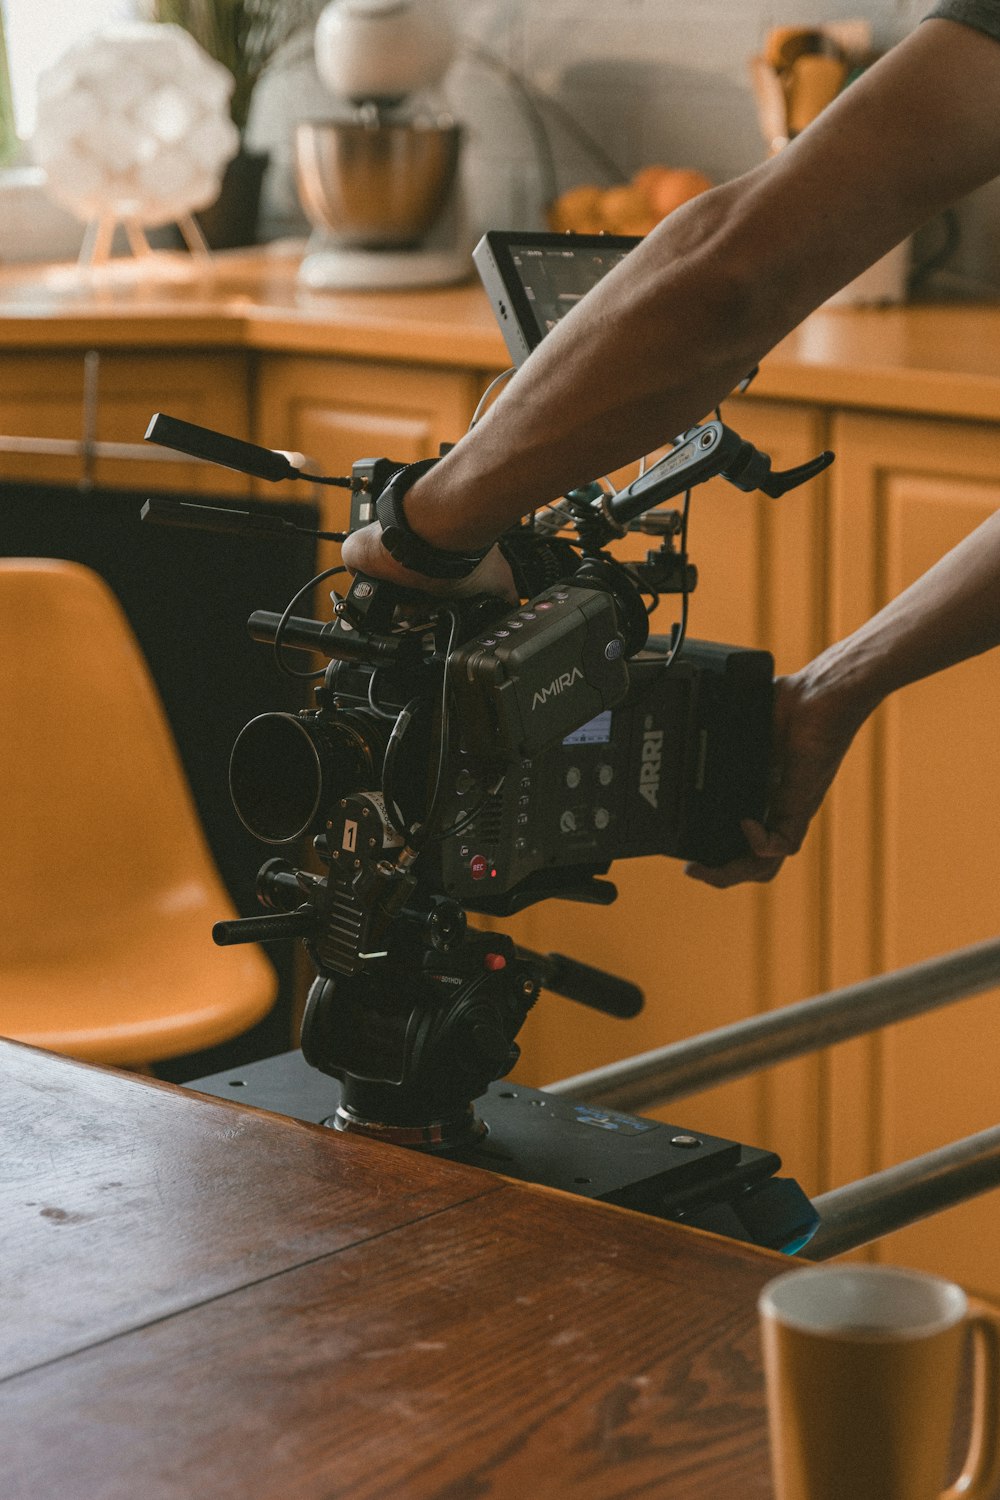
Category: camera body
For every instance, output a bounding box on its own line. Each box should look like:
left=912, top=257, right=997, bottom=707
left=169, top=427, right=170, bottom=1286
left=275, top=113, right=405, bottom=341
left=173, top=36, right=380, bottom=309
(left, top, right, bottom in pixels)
left=217, top=492, right=773, bottom=1135
left=229, top=513, right=773, bottom=942
left=147, top=363, right=832, bottom=1136
left=440, top=605, right=773, bottom=903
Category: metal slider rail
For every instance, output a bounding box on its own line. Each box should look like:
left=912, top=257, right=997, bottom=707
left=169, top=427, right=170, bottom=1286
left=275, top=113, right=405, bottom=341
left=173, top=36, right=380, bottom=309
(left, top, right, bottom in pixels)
left=545, top=933, right=1000, bottom=1111
left=546, top=935, right=1000, bottom=1258
left=804, top=1126, right=1000, bottom=1259
left=0, top=435, right=194, bottom=461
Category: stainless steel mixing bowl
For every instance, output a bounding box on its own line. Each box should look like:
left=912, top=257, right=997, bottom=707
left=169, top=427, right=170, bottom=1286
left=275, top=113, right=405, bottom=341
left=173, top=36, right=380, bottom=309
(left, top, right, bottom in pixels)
left=295, top=120, right=461, bottom=250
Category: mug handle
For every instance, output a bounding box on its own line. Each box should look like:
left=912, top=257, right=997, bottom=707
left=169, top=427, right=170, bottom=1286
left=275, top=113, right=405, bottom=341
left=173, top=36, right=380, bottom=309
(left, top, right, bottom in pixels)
left=942, top=1296, right=1000, bottom=1500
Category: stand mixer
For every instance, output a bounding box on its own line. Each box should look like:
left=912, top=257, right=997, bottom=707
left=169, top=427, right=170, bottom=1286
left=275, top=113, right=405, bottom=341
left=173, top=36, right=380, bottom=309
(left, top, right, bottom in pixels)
left=297, top=0, right=471, bottom=290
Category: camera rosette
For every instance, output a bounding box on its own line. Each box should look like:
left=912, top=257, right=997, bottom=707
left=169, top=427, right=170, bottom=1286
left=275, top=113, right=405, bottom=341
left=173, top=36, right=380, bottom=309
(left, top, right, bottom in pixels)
left=32, top=23, right=239, bottom=228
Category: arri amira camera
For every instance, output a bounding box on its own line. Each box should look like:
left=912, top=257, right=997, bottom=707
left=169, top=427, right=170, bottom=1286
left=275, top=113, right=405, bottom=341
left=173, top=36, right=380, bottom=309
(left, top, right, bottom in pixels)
left=146, top=232, right=833, bottom=1255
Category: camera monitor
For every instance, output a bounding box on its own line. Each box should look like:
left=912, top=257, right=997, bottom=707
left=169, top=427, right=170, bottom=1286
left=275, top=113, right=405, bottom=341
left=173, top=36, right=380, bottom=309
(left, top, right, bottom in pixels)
left=473, top=231, right=640, bottom=368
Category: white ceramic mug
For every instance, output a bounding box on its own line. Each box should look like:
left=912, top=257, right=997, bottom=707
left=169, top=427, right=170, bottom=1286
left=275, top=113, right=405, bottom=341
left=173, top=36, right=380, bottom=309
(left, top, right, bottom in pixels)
left=759, top=1264, right=1000, bottom=1500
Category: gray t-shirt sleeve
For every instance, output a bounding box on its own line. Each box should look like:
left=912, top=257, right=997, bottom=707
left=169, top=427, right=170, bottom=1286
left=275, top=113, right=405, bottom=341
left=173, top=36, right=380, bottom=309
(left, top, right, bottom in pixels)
left=925, top=1, right=1000, bottom=43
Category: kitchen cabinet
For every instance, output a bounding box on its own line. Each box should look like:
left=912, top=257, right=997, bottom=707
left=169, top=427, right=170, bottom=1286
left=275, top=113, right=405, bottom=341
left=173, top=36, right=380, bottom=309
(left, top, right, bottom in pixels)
left=251, top=353, right=484, bottom=563
left=513, top=401, right=1000, bottom=1296
left=823, top=411, right=1000, bottom=1291
left=0, top=350, right=251, bottom=494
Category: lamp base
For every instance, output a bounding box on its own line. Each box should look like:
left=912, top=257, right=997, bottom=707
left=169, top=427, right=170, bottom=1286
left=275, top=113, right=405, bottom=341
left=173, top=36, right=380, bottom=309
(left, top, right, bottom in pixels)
left=78, top=214, right=211, bottom=269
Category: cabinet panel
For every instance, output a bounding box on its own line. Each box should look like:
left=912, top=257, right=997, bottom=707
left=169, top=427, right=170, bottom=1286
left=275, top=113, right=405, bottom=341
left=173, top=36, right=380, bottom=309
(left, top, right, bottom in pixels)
left=0, top=352, right=251, bottom=494
left=827, top=412, right=1000, bottom=1292
left=252, top=355, right=482, bottom=560
left=508, top=400, right=829, bottom=1193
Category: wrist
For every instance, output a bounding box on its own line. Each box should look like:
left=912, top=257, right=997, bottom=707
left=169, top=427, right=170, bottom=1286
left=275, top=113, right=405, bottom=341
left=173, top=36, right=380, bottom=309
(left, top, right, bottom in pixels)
left=375, top=460, right=491, bottom=580
left=398, top=443, right=511, bottom=554
left=791, top=636, right=887, bottom=738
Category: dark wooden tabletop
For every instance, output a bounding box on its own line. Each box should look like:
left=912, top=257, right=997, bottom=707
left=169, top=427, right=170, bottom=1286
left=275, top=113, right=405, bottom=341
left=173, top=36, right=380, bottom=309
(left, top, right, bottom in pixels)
left=0, top=1039, right=790, bottom=1499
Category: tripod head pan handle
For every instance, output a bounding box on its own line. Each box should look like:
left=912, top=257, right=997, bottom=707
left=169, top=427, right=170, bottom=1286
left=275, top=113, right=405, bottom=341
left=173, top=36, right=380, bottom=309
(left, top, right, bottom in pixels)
left=525, top=949, right=644, bottom=1018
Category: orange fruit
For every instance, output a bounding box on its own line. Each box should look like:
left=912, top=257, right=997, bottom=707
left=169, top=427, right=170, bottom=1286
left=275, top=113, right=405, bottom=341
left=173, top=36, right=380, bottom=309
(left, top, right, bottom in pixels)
left=547, top=184, right=604, bottom=233
left=630, top=165, right=713, bottom=220
left=632, top=164, right=676, bottom=201
left=598, top=184, right=655, bottom=233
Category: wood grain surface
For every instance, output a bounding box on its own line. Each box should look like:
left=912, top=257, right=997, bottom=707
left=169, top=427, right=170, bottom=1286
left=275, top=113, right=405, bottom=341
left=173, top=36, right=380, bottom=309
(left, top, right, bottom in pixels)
left=0, top=1041, right=501, bottom=1378
left=7, top=1039, right=995, bottom=1500
left=4, top=1168, right=778, bottom=1499
left=2, top=1039, right=789, bottom=1498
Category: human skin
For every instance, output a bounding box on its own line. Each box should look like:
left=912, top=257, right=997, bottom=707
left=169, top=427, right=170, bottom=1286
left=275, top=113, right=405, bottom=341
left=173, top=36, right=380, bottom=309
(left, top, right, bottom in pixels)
left=686, top=507, right=1000, bottom=885
left=341, top=17, right=1000, bottom=885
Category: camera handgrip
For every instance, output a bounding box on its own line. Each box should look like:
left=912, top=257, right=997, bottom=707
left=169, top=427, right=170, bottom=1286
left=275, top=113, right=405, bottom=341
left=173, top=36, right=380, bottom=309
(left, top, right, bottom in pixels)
left=145, top=413, right=302, bottom=483
left=213, top=911, right=315, bottom=945
left=522, top=949, right=644, bottom=1019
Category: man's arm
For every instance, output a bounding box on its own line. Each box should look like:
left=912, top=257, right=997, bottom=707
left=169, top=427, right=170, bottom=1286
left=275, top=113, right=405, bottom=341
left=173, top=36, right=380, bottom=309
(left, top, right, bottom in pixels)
left=687, top=505, right=1000, bottom=886
left=342, top=17, right=1000, bottom=581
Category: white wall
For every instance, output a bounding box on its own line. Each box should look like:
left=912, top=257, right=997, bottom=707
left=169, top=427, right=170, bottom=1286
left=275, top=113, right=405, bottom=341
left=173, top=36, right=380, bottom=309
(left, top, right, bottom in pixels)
left=450, top=1, right=924, bottom=219
left=248, top=0, right=997, bottom=290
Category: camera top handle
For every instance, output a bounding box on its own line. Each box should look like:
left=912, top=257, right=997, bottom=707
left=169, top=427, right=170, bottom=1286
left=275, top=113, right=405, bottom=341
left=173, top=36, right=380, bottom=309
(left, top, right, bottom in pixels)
left=604, top=419, right=834, bottom=531
left=142, top=410, right=833, bottom=561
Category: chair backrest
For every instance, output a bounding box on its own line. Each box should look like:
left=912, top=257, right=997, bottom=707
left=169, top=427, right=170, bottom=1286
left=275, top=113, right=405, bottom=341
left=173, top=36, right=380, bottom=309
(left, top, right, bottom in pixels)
left=1, top=558, right=237, bottom=964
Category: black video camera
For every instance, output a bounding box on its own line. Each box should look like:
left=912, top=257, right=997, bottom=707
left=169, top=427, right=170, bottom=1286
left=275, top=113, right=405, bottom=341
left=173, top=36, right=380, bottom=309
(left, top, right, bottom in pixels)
left=228, top=552, right=774, bottom=919
left=143, top=397, right=831, bottom=1144
left=141, top=228, right=835, bottom=1146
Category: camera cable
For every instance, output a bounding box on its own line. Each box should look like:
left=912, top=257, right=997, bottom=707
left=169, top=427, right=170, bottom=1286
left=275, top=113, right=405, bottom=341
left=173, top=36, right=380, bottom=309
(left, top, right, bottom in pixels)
left=273, top=564, right=349, bottom=681
left=652, top=485, right=692, bottom=669
left=381, top=607, right=461, bottom=850
left=469, top=367, right=516, bottom=429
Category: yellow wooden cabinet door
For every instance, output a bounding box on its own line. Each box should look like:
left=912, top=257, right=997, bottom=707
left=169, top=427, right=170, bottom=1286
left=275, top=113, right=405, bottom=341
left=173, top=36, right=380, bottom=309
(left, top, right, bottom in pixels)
left=506, top=399, right=830, bottom=1194
left=0, top=351, right=251, bottom=494
left=826, top=410, right=1000, bottom=1294
left=252, top=355, right=483, bottom=562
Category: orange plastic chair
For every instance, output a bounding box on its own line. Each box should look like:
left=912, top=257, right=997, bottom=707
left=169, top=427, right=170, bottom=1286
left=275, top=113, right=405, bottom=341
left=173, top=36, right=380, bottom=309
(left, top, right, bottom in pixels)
left=0, top=558, right=277, bottom=1067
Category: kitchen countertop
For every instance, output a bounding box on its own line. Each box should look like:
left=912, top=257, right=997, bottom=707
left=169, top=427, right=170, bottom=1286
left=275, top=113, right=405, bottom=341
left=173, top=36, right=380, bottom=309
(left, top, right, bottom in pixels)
left=0, top=244, right=508, bottom=366
left=1, top=243, right=1000, bottom=423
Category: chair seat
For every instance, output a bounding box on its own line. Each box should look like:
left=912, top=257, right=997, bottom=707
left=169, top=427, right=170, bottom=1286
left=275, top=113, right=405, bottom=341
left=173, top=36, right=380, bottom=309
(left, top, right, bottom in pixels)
left=1, top=902, right=275, bottom=1067
left=2, top=559, right=279, bottom=1069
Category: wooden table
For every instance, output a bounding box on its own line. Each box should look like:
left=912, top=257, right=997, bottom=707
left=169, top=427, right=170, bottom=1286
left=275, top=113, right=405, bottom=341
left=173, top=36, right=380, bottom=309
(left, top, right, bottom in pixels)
left=0, top=1038, right=794, bottom=1499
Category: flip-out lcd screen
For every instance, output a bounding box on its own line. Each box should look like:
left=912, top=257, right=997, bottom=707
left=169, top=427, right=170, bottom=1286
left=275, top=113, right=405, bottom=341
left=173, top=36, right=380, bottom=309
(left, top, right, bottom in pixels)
left=473, top=231, right=640, bottom=367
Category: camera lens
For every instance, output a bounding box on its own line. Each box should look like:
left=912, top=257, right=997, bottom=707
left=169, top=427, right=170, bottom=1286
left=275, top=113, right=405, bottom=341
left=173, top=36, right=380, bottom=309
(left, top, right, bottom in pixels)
left=229, top=711, right=386, bottom=844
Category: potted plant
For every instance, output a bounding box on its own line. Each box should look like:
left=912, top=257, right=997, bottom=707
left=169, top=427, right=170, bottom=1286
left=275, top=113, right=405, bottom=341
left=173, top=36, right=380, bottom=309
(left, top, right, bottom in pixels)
left=145, top=0, right=318, bottom=246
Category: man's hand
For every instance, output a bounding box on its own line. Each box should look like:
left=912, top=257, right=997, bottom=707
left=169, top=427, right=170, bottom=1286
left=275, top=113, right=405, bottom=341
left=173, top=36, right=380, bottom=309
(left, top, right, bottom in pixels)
left=685, top=666, right=871, bottom=888
left=341, top=521, right=518, bottom=603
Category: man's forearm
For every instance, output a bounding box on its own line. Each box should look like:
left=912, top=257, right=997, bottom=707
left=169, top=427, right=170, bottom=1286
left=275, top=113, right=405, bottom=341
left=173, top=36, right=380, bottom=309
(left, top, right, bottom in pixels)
left=394, top=18, right=1000, bottom=556
left=686, top=506, right=1000, bottom=889
left=797, top=507, right=1000, bottom=727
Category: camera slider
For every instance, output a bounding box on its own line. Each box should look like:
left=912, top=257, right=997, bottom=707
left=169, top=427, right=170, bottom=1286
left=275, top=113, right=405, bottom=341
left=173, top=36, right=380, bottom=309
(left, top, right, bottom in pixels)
left=188, top=1048, right=818, bottom=1257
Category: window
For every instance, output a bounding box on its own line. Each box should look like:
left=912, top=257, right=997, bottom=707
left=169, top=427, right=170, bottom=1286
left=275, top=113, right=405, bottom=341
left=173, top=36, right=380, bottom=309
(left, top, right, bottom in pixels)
left=5, top=0, right=137, bottom=138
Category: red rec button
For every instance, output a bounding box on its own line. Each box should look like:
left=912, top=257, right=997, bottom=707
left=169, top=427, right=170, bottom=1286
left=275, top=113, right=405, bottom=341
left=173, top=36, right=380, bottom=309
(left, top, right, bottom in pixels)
left=484, top=952, right=507, bottom=971
left=469, top=854, right=489, bottom=880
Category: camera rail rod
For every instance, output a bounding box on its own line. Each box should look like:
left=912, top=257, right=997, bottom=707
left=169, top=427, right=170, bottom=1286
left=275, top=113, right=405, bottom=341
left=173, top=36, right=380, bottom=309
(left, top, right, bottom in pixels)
left=802, top=1126, right=1000, bottom=1259
left=544, top=934, right=1000, bottom=1112
left=247, top=609, right=404, bottom=662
